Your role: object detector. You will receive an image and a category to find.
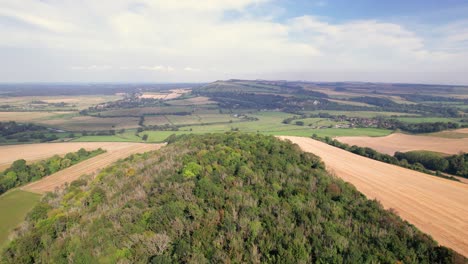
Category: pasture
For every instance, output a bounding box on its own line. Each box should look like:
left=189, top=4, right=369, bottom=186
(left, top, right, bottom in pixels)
left=280, top=136, right=468, bottom=256
left=395, top=117, right=462, bottom=124
left=0, top=189, right=40, bottom=247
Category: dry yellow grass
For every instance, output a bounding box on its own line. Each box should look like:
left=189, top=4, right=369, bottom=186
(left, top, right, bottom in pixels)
left=279, top=136, right=468, bottom=256
left=21, top=143, right=163, bottom=193
left=0, top=111, right=73, bottom=122
left=139, top=89, right=191, bottom=100
left=336, top=133, right=468, bottom=155
left=167, top=96, right=216, bottom=106
left=140, top=93, right=168, bottom=99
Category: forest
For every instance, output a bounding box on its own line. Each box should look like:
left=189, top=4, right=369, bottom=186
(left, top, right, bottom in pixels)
left=1, top=133, right=464, bottom=263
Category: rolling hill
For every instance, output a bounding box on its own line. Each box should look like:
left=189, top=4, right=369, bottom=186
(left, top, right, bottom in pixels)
left=1, top=133, right=464, bottom=263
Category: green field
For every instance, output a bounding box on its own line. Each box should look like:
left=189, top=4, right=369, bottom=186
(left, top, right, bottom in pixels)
left=0, top=189, right=41, bottom=247
left=302, top=110, right=419, bottom=118
left=396, top=117, right=462, bottom=123
left=70, top=111, right=393, bottom=143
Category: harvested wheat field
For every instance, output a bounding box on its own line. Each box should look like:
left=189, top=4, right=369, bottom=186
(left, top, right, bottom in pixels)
left=336, top=132, right=468, bottom=155
left=0, top=142, right=154, bottom=171
left=280, top=136, right=468, bottom=256
left=22, top=143, right=163, bottom=194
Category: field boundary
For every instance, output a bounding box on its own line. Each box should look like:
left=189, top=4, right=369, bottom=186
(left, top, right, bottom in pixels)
left=280, top=136, right=468, bottom=256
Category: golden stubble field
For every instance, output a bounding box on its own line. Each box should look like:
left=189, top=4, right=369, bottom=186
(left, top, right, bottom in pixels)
left=336, top=132, right=468, bottom=155
left=280, top=136, right=468, bottom=256
left=0, top=142, right=159, bottom=171
left=21, top=143, right=163, bottom=193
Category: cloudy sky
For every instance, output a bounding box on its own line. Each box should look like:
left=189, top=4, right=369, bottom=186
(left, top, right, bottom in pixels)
left=1, top=0, right=468, bottom=84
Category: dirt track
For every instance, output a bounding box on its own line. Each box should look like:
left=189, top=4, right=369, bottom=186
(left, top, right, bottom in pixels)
left=22, top=143, right=163, bottom=194
left=280, top=136, right=468, bottom=256
left=336, top=133, right=468, bottom=155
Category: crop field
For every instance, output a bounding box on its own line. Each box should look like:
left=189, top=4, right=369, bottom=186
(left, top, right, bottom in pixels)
left=0, top=111, right=74, bottom=122
left=97, top=106, right=193, bottom=117
left=336, top=133, right=468, bottom=155
left=428, top=128, right=468, bottom=139
left=0, top=189, right=41, bottom=247
left=38, top=115, right=140, bottom=131
left=22, top=143, right=164, bottom=193
left=167, top=96, right=216, bottom=106
left=280, top=136, right=468, bottom=256
left=0, top=142, right=157, bottom=170
left=143, top=115, right=171, bottom=126
left=0, top=95, right=123, bottom=111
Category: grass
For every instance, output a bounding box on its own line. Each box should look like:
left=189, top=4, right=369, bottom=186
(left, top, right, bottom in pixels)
left=302, top=110, right=419, bottom=118
left=396, top=117, right=462, bottom=124
left=69, top=111, right=393, bottom=143
left=0, top=189, right=41, bottom=247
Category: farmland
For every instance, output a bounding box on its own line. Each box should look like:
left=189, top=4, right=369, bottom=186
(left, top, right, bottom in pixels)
left=0, top=142, right=160, bottom=170
left=336, top=133, right=468, bottom=155
left=280, top=136, right=468, bottom=256
left=22, top=143, right=163, bottom=193
left=1, top=80, right=467, bottom=258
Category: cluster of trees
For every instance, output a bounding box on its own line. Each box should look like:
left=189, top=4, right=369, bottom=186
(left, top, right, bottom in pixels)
left=399, top=94, right=466, bottom=103
left=0, top=121, right=60, bottom=143
left=0, top=148, right=105, bottom=195
left=0, top=121, right=43, bottom=136
left=395, top=151, right=468, bottom=178
left=282, top=114, right=465, bottom=134
left=350, top=96, right=462, bottom=117
left=378, top=119, right=461, bottom=133
left=2, top=133, right=464, bottom=263
left=81, top=130, right=116, bottom=136
left=314, top=135, right=466, bottom=180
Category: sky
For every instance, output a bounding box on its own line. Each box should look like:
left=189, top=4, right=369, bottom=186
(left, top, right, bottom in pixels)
left=1, top=0, right=468, bottom=84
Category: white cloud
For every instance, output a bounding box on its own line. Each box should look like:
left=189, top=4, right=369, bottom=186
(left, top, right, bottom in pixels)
left=184, top=67, right=201, bottom=72
left=71, top=65, right=112, bottom=71
left=0, top=0, right=467, bottom=83
left=139, top=65, right=175, bottom=72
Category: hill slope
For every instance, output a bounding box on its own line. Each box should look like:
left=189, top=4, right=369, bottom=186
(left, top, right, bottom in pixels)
left=1, top=134, right=464, bottom=263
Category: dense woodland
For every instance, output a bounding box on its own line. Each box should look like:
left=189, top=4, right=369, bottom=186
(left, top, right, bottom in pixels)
left=395, top=151, right=468, bottom=178
left=2, top=133, right=464, bottom=263
left=0, top=148, right=105, bottom=195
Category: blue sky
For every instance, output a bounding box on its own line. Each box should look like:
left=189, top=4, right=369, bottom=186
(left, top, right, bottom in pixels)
left=0, top=0, right=468, bottom=84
